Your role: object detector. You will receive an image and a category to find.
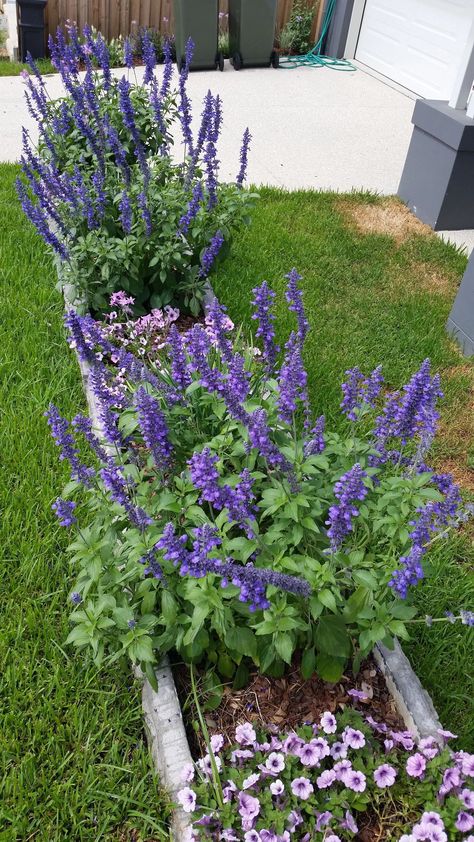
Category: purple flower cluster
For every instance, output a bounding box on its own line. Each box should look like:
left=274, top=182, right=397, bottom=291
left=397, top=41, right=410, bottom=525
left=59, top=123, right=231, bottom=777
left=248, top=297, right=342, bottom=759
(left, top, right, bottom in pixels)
left=134, top=386, right=173, bottom=468
left=179, top=710, right=472, bottom=841
left=237, top=127, right=251, bottom=187
left=373, top=359, right=442, bottom=461
left=156, top=522, right=309, bottom=612
left=251, top=281, right=279, bottom=375
left=277, top=332, right=308, bottom=424
left=199, top=230, right=224, bottom=278
left=52, top=497, right=77, bottom=527
left=46, top=403, right=94, bottom=486
left=341, top=365, right=383, bottom=422
left=100, top=462, right=151, bottom=531
left=326, top=464, right=368, bottom=552
left=188, top=449, right=256, bottom=536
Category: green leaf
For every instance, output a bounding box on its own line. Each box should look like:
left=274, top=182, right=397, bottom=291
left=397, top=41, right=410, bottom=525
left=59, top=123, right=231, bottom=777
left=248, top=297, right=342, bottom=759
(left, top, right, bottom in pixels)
left=310, top=596, right=324, bottom=620
left=274, top=632, right=294, bottom=665
left=301, top=647, right=316, bottom=680
left=318, top=588, right=338, bottom=613
left=225, top=627, right=258, bottom=660
left=389, top=601, right=418, bottom=620
left=233, top=662, right=250, bottom=690
left=315, top=652, right=346, bottom=683
left=145, top=660, right=158, bottom=691
left=315, top=615, right=351, bottom=658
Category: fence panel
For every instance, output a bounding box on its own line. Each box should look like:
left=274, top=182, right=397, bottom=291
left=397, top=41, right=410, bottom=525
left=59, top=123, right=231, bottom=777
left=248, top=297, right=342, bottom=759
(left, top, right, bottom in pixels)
left=45, top=0, right=321, bottom=47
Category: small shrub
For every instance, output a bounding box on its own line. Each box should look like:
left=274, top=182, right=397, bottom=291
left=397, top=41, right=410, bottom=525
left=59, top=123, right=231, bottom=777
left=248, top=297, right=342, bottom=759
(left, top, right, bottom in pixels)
left=48, top=272, right=473, bottom=686
left=279, top=1, right=316, bottom=55
left=17, top=26, right=254, bottom=315
left=178, top=708, right=474, bottom=841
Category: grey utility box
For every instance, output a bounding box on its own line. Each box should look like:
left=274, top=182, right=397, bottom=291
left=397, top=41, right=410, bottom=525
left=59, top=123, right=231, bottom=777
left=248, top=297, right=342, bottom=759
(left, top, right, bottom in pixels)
left=229, top=0, right=279, bottom=69
left=447, top=249, right=474, bottom=356
left=398, top=99, right=474, bottom=230
left=173, top=0, right=223, bottom=71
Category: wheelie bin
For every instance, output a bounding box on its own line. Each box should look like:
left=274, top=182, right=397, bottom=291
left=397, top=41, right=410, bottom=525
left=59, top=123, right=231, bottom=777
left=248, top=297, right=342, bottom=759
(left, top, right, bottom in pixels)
left=229, top=0, right=279, bottom=70
left=173, top=0, right=224, bottom=71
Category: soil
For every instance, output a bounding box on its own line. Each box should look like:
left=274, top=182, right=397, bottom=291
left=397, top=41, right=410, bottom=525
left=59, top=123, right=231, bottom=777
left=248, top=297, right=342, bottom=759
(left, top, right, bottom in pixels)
left=174, top=652, right=405, bottom=760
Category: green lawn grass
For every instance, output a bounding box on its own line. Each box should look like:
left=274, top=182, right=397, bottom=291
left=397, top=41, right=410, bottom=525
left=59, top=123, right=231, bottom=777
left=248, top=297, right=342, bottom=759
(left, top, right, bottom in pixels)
left=213, top=188, right=474, bottom=747
left=0, top=163, right=170, bottom=841
left=0, top=57, right=56, bottom=76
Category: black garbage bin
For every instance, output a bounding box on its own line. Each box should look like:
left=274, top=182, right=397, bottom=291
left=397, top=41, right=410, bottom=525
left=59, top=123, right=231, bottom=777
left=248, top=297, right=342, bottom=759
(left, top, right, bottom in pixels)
left=173, top=0, right=224, bottom=71
left=17, top=0, right=47, bottom=62
left=229, top=0, right=279, bottom=70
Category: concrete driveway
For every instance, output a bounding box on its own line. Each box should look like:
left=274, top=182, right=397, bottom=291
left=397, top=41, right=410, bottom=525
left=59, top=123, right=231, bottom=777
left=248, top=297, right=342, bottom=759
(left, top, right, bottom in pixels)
left=1, top=61, right=472, bottom=250
left=0, top=61, right=414, bottom=193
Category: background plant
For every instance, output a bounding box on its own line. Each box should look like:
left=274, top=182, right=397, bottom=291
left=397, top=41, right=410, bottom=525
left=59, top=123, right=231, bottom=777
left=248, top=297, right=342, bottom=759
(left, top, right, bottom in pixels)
left=178, top=707, right=474, bottom=841
left=48, top=272, right=473, bottom=688
left=278, top=1, right=316, bottom=55
left=17, top=26, right=255, bottom=315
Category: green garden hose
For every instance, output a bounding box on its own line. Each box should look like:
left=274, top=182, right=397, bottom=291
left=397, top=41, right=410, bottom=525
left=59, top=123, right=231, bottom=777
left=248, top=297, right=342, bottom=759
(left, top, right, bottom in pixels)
left=279, top=0, right=356, bottom=71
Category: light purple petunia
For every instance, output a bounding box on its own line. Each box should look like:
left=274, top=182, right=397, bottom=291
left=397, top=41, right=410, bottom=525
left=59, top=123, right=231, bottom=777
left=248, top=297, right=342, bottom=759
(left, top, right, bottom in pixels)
left=290, top=777, right=314, bottom=800
left=406, top=753, right=427, bottom=778
left=342, top=727, right=366, bottom=749
left=242, top=772, right=260, bottom=790
left=238, top=791, right=261, bottom=821
left=235, top=723, right=257, bottom=746
left=460, top=789, right=474, bottom=809
left=266, top=752, right=285, bottom=773
left=330, top=741, right=347, bottom=760
left=270, top=779, right=284, bottom=796
left=177, top=787, right=196, bottom=813
left=373, top=763, right=397, bottom=788
left=456, top=812, right=474, bottom=833
left=316, top=769, right=336, bottom=789
left=343, top=770, right=367, bottom=792
left=333, top=759, right=352, bottom=781
left=320, top=711, right=337, bottom=734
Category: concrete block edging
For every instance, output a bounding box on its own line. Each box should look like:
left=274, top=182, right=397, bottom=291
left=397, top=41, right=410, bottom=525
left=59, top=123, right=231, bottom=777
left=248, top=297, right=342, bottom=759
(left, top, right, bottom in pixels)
left=62, top=283, right=442, bottom=841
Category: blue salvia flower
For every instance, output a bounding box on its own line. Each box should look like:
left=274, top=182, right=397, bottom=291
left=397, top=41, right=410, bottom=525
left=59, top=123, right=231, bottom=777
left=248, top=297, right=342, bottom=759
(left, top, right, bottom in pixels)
left=119, top=189, right=133, bottom=234
left=124, top=36, right=134, bottom=69
left=149, top=76, right=167, bottom=144
left=199, top=230, right=224, bottom=278
left=72, top=414, right=110, bottom=464
left=389, top=545, right=425, bottom=599
left=118, top=77, right=149, bottom=182
left=204, top=136, right=219, bottom=209
left=285, top=268, right=309, bottom=343
left=277, top=331, right=308, bottom=424
left=140, top=546, right=167, bottom=583
left=72, top=166, right=97, bottom=230
left=251, top=281, right=279, bottom=375
left=177, top=38, right=195, bottom=156
left=64, top=310, right=97, bottom=364
left=45, top=404, right=94, bottom=486
left=179, top=181, right=203, bottom=235
left=188, top=449, right=223, bottom=507
left=237, top=127, right=251, bottom=187
left=88, top=365, right=123, bottom=447
left=93, top=33, right=111, bottom=88
left=205, top=297, right=234, bottom=362
left=16, top=179, right=69, bottom=259
left=157, top=522, right=310, bottom=612
left=305, top=415, right=326, bottom=456
left=167, top=325, right=192, bottom=391
left=104, top=117, right=131, bottom=185
left=326, top=464, right=368, bottom=552
left=137, top=191, right=152, bottom=235
left=141, top=29, right=156, bottom=84
left=227, top=353, right=251, bottom=403
left=91, top=169, right=106, bottom=222
left=134, top=386, right=173, bottom=467
left=52, top=498, right=77, bottom=527
left=209, top=94, right=222, bottom=144
left=100, top=463, right=152, bottom=530
left=187, top=91, right=214, bottom=181
left=160, top=38, right=174, bottom=98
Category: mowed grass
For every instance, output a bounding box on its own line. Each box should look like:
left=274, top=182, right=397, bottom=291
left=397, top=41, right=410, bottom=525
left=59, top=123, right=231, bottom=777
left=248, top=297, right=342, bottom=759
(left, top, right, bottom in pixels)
left=0, top=58, right=56, bottom=76
left=0, top=163, right=171, bottom=841
left=213, top=188, right=474, bottom=747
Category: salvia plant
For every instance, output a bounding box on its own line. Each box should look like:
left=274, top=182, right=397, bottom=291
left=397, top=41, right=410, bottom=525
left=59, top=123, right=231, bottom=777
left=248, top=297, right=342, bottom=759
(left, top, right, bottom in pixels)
left=48, top=271, right=473, bottom=687
left=17, top=25, right=255, bottom=315
left=176, top=706, right=474, bottom=841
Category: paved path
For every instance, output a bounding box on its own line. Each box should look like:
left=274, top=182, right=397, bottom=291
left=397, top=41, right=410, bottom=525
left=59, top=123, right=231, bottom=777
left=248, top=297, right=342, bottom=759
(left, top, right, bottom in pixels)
left=0, top=61, right=472, bottom=252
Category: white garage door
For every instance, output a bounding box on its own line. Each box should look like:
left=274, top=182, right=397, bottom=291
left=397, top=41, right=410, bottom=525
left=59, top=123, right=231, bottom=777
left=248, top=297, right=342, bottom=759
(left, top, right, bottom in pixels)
left=356, top=0, right=473, bottom=99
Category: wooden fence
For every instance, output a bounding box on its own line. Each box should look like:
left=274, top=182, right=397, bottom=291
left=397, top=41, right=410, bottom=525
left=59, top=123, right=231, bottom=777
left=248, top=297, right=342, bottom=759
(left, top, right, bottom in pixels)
left=45, top=0, right=322, bottom=49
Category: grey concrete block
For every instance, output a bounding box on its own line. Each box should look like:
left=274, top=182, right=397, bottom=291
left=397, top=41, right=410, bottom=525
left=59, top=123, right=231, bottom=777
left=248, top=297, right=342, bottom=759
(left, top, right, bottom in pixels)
left=398, top=99, right=474, bottom=230
left=447, top=248, right=474, bottom=356
left=374, top=640, right=442, bottom=741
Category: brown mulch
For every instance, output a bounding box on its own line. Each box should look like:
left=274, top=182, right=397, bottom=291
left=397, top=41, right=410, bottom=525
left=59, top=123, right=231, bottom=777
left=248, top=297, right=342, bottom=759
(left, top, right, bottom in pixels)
left=174, top=653, right=404, bottom=759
